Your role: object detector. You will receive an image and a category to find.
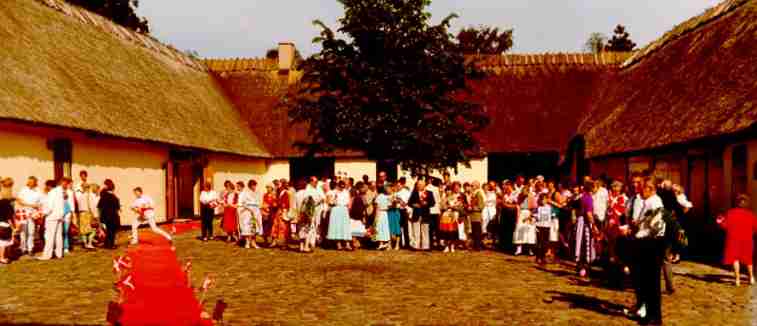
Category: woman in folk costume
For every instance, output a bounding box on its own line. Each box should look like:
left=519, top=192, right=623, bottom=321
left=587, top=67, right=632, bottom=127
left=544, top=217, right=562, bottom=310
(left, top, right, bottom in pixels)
left=467, top=182, right=486, bottom=251
left=15, top=176, right=43, bottom=256
left=606, top=181, right=628, bottom=269
left=482, top=181, right=498, bottom=240
left=573, top=180, right=596, bottom=279
left=349, top=182, right=369, bottom=247
left=222, top=182, right=241, bottom=243
left=237, top=180, right=262, bottom=249
left=327, top=180, right=353, bottom=250
left=298, top=177, right=324, bottom=252
left=372, top=185, right=391, bottom=250
left=387, top=182, right=403, bottom=250
left=0, top=178, right=16, bottom=264
left=76, top=183, right=98, bottom=250
left=439, top=182, right=464, bottom=253
left=261, top=184, right=277, bottom=243
left=513, top=187, right=536, bottom=256
left=269, top=180, right=291, bottom=249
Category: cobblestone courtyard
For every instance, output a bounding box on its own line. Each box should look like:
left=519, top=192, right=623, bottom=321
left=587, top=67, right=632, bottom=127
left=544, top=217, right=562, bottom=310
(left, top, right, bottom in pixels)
left=0, top=229, right=752, bottom=325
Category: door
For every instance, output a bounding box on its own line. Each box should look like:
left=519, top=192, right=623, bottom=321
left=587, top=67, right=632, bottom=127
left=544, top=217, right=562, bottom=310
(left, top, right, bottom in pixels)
left=168, top=151, right=204, bottom=219
left=687, top=156, right=709, bottom=257
left=289, top=157, right=335, bottom=183
left=376, top=160, right=399, bottom=182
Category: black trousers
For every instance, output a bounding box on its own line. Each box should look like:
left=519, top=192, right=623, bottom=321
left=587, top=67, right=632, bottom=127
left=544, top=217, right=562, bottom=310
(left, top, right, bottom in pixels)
left=535, top=226, right=551, bottom=261
left=103, top=217, right=118, bottom=248
left=200, top=205, right=214, bottom=239
left=499, top=208, right=516, bottom=250
left=471, top=221, right=483, bottom=250
left=400, top=209, right=411, bottom=248
left=429, top=214, right=439, bottom=244
left=632, top=238, right=665, bottom=322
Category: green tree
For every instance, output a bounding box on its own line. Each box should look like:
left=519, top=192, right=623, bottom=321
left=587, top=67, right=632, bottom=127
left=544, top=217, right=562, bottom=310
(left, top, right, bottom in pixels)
left=286, top=0, right=488, bottom=174
left=457, top=26, right=513, bottom=55
left=606, top=24, right=637, bottom=52
left=584, top=32, right=607, bottom=53
left=65, top=0, right=149, bottom=34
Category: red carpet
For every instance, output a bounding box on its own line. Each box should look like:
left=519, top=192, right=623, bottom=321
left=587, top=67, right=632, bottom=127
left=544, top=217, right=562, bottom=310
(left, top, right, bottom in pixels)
left=119, top=222, right=212, bottom=326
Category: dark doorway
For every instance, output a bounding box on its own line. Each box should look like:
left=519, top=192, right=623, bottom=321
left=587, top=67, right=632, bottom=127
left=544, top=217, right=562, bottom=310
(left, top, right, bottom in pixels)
left=732, top=144, right=748, bottom=206
left=488, top=152, right=560, bottom=182
left=168, top=151, right=204, bottom=219
left=290, top=157, right=335, bottom=183
left=376, top=160, right=399, bottom=182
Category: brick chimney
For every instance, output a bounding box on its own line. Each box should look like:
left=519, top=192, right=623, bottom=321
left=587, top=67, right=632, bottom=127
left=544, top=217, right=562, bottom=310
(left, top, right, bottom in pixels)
left=278, top=42, right=295, bottom=74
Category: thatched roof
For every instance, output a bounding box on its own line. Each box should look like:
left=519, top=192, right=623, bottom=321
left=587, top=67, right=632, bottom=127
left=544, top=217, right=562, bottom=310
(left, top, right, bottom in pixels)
left=469, top=53, right=628, bottom=154
left=579, top=0, right=757, bottom=158
left=206, top=53, right=628, bottom=158
left=0, top=0, right=270, bottom=157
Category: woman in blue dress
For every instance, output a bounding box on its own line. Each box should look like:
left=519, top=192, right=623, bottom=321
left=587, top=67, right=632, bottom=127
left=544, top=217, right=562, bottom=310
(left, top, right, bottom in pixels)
left=373, top=186, right=391, bottom=250
left=327, top=181, right=353, bottom=250
left=387, top=183, right=403, bottom=250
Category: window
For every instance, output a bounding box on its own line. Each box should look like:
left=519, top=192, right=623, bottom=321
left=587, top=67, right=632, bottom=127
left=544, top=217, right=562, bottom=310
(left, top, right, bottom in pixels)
left=49, top=139, right=72, bottom=181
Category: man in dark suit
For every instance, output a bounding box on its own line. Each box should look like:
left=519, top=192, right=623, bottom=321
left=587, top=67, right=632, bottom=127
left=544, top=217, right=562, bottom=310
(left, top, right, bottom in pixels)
left=408, top=179, right=435, bottom=251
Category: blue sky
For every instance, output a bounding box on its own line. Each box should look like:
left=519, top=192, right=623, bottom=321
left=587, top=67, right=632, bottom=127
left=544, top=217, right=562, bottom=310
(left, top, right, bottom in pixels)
left=137, top=0, right=721, bottom=58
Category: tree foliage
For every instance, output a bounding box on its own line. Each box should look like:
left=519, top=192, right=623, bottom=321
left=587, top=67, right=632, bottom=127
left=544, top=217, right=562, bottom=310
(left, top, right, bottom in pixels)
left=584, top=32, right=607, bottom=54
left=285, top=0, right=489, bottom=174
left=606, top=25, right=637, bottom=52
left=456, top=26, right=513, bottom=55
left=65, top=0, right=149, bottom=33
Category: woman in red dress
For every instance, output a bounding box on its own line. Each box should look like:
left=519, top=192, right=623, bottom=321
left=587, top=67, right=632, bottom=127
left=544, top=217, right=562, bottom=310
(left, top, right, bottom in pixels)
left=269, top=181, right=290, bottom=248
left=718, top=194, right=757, bottom=286
left=221, top=181, right=240, bottom=243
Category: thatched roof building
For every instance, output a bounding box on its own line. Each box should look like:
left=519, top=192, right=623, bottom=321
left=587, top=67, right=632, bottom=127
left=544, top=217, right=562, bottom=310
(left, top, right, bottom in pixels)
left=0, top=0, right=270, bottom=158
left=578, top=0, right=757, bottom=158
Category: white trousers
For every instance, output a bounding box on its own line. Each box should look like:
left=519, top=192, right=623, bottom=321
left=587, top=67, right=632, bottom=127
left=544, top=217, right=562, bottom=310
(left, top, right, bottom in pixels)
left=131, top=216, right=172, bottom=243
left=19, top=220, right=36, bottom=252
left=42, top=218, right=63, bottom=259
left=408, top=220, right=430, bottom=250
left=483, top=206, right=497, bottom=233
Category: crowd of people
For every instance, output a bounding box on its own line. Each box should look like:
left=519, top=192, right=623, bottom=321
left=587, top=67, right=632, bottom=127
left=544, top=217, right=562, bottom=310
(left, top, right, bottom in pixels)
left=0, top=170, right=170, bottom=263
left=2, top=168, right=756, bottom=325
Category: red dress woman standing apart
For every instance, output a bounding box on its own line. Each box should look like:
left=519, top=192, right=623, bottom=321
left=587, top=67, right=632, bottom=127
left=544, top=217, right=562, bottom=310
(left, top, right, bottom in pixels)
left=720, top=207, right=757, bottom=265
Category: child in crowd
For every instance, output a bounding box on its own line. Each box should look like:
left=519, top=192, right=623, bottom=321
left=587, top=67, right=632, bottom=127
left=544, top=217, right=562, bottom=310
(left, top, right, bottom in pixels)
left=534, top=194, right=555, bottom=264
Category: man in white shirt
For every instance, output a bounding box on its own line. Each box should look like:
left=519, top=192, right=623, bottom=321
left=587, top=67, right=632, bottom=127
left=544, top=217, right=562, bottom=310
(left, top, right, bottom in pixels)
left=426, top=178, right=442, bottom=247
left=129, top=187, right=172, bottom=245
left=38, top=178, right=75, bottom=260
left=592, top=179, right=609, bottom=228
left=17, top=176, right=42, bottom=255
left=396, top=177, right=412, bottom=247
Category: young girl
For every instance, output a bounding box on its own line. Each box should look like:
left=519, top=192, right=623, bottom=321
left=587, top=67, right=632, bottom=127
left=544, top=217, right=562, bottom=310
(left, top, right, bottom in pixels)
left=513, top=187, right=536, bottom=256
left=439, top=184, right=463, bottom=253
left=534, top=194, right=555, bottom=265
left=373, top=186, right=391, bottom=250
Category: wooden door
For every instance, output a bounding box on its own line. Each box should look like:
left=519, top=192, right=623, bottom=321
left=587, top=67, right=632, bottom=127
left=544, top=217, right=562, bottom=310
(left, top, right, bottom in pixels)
left=687, top=156, right=708, bottom=257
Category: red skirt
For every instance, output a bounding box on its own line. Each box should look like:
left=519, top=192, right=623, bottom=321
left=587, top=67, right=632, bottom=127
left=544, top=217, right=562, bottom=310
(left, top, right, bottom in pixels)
left=270, top=211, right=289, bottom=241
left=222, top=207, right=238, bottom=234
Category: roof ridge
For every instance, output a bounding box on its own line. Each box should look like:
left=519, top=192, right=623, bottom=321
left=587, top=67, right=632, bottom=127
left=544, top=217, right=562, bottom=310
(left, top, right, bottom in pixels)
left=35, top=0, right=206, bottom=71
left=474, top=52, right=632, bottom=72
left=202, top=57, right=278, bottom=73
left=622, top=0, right=750, bottom=68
